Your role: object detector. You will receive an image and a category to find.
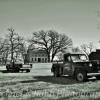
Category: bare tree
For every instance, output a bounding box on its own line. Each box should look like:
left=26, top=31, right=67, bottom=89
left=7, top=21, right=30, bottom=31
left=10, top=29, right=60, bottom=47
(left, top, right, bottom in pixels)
left=80, top=42, right=95, bottom=56
left=0, top=38, right=9, bottom=64
left=2, top=28, right=25, bottom=64
left=72, top=46, right=81, bottom=53
left=48, top=30, right=73, bottom=61
left=29, top=30, right=73, bottom=62
left=56, top=52, right=64, bottom=61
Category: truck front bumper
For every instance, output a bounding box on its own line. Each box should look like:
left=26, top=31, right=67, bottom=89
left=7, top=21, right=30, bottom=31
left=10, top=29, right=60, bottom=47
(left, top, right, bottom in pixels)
left=87, top=72, right=100, bottom=76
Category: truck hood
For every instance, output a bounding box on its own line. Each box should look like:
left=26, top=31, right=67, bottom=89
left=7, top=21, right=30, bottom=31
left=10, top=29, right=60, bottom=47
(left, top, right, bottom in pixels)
left=74, top=61, right=91, bottom=66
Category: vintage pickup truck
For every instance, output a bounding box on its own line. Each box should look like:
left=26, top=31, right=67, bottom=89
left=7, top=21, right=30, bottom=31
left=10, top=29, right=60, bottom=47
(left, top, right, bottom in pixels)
left=51, top=53, right=100, bottom=82
left=6, top=61, right=32, bottom=72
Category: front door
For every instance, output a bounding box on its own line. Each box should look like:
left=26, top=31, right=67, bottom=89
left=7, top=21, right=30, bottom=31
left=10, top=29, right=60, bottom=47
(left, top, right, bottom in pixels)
left=38, top=58, right=41, bottom=62
left=63, top=56, right=73, bottom=76
left=63, top=62, right=72, bottom=76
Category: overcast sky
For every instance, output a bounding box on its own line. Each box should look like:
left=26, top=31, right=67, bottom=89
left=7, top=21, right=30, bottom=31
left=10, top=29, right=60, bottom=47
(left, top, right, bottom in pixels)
left=0, top=0, right=100, bottom=48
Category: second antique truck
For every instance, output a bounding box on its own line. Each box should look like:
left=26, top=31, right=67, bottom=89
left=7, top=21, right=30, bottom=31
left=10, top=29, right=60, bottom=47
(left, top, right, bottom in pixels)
left=51, top=53, right=100, bottom=82
left=6, top=61, right=32, bottom=72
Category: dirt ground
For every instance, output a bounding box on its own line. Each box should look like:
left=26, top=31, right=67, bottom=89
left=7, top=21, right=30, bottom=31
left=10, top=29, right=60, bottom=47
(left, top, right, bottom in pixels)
left=0, top=63, right=100, bottom=100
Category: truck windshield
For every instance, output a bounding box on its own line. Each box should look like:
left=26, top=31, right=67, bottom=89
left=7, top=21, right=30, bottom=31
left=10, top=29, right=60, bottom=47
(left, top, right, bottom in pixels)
left=71, top=54, right=88, bottom=62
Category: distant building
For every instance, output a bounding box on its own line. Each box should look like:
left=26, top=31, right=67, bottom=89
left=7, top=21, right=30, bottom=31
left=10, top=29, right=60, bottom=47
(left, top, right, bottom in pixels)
left=0, top=52, right=4, bottom=64
left=26, top=49, right=48, bottom=63
left=89, top=49, right=100, bottom=60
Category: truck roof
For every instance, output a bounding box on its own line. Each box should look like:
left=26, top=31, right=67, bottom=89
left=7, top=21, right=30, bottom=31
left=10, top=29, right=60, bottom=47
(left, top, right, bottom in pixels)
left=64, top=53, right=85, bottom=56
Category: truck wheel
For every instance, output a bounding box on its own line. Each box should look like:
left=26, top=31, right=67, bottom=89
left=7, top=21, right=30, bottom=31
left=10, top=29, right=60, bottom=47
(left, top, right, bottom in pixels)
left=15, top=68, right=20, bottom=73
left=26, top=69, right=30, bottom=73
left=54, top=70, right=60, bottom=77
left=54, top=73, right=60, bottom=77
left=75, top=71, right=87, bottom=82
left=6, top=68, right=9, bottom=72
left=14, top=70, right=19, bottom=73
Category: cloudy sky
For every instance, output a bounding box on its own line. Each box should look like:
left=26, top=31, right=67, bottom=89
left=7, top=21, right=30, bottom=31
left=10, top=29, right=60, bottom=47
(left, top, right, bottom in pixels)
left=0, top=0, right=100, bottom=48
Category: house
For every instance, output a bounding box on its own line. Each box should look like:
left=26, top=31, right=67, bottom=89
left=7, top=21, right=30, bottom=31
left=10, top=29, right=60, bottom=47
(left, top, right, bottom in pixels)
left=26, top=49, right=48, bottom=63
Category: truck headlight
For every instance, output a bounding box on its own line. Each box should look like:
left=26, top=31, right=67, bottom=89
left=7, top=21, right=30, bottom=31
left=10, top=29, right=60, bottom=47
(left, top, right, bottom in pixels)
left=89, top=63, right=92, bottom=67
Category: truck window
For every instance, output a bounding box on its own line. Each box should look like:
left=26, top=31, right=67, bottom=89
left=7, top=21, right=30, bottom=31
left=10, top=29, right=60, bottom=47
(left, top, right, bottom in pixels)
left=64, top=56, right=71, bottom=62
left=80, top=55, right=87, bottom=61
left=71, top=54, right=88, bottom=62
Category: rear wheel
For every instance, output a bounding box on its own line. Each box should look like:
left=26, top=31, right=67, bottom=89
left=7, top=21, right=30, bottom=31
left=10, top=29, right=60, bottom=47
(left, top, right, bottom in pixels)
left=6, top=68, right=10, bottom=72
left=15, top=67, right=20, bottom=73
left=75, top=71, right=87, bottom=82
left=53, top=68, right=61, bottom=77
left=54, top=71, right=60, bottom=77
left=26, top=69, right=30, bottom=73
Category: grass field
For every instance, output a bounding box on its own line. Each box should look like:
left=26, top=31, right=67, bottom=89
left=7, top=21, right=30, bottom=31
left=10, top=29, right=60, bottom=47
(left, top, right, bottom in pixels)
left=0, top=63, right=100, bottom=100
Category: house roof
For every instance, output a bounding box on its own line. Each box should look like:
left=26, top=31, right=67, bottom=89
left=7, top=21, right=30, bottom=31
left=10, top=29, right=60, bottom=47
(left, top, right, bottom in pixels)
left=28, top=49, right=47, bottom=54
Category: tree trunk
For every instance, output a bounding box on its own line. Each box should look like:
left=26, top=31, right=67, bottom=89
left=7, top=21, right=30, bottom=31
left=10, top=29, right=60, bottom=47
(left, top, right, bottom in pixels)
left=11, top=43, right=14, bottom=67
left=11, top=51, right=14, bottom=62
left=46, top=50, right=50, bottom=62
left=47, top=54, right=50, bottom=62
left=51, top=54, right=55, bottom=62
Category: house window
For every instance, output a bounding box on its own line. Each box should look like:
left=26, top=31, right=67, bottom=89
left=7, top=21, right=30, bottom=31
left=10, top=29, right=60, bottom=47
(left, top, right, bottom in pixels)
left=35, top=58, right=37, bottom=61
left=45, top=58, right=47, bottom=62
left=38, top=58, right=41, bottom=62
left=42, top=58, right=44, bottom=62
left=32, top=58, right=33, bottom=61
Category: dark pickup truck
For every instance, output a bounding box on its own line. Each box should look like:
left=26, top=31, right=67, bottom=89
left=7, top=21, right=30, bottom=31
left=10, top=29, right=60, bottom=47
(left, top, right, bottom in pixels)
left=51, top=53, right=100, bottom=82
left=6, top=62, right=32, bottom=72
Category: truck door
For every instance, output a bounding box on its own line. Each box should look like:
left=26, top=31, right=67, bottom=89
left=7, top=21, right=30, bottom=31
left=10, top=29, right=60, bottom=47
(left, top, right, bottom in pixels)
left=63, top=56, right=73, bottom=76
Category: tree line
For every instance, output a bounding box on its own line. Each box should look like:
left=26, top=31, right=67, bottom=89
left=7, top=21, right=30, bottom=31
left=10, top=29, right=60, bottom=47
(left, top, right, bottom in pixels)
left=0, top=28, right=96, bottom=64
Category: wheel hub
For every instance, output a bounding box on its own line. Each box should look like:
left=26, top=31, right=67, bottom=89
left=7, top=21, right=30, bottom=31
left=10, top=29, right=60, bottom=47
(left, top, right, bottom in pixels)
left=77, top=73, right=84, bottom=81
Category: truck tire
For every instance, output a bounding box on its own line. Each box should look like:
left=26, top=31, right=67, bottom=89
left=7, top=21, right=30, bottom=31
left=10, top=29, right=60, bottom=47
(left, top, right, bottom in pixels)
left=14, top=69, right=19, bottom=73
left=26, top=69, right=30, bottom=73
left=75, top=71, right=87, bottom=82
left=53, top=70, right=60, bottom=77
left=6, top=68, right=9, bottom=72
left=6, top=66, right=10, bottom=72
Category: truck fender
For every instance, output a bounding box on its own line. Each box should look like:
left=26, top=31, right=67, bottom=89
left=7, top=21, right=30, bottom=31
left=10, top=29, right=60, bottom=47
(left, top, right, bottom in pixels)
left=74, top=68, right=87, bottom=76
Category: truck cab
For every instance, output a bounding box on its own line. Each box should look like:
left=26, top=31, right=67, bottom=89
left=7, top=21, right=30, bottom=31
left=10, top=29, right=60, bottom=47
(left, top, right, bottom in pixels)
left=51, top=53, right=100, bottom=82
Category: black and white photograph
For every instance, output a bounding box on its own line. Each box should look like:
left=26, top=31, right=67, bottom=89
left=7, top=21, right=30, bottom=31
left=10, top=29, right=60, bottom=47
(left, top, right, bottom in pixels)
left=0, top=0, right=100, bottom=100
